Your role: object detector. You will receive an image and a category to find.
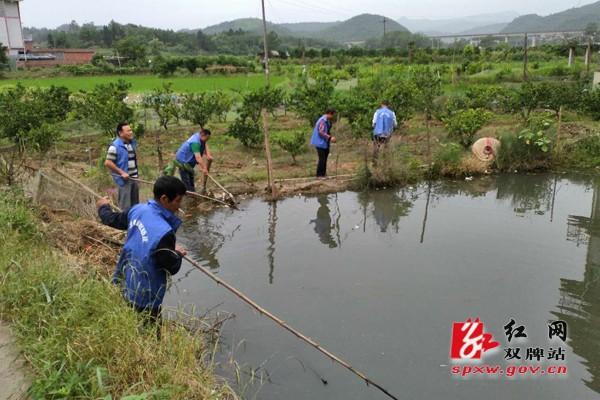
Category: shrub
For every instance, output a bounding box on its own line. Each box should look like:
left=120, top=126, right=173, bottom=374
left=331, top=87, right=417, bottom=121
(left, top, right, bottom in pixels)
left=290, top=75, right=336, bottom=126
left=443, top=108, right=492, bottom=148
left=583, top=87, right=600, bottom=120
left=0, top=85, right=70, bottom=184
left=228, top=117, right=262, bottom=148
left=561, top=132, right=600, bottom=168
left=434, top=142, right=463, bottom=167
left=142, top=83, right=180, bottom=170
left=227, top=86, right=282, bottom=147
left=73, top=80, right=133, bottom=136
left=495, top=130, right=553, bottom=171
left=273, top=130, right=307, bottom=164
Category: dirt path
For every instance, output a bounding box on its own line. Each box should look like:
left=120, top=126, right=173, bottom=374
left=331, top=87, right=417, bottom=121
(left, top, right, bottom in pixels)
left=0, top=323, right=30, bottom=400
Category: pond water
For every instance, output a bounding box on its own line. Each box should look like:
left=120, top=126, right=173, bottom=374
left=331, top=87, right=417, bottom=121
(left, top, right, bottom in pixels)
left=165, top=173, right=600, bottom=400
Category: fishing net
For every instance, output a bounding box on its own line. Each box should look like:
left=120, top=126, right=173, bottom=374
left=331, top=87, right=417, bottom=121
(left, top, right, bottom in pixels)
left=26, top=170, right=102, bottom=220
left=21, top=169, right=126, bottom=274
left=472, top=137, right=501, bottom=162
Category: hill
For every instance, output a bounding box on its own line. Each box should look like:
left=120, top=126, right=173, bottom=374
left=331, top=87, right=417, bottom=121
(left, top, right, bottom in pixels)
left=319, top=14, right=408, bottom=43
left=398, top=11, right=518, bottom=35
left=501, top=1, right=600, bottom=33
left=201, top=14, right=406, bottom=44
left=279, top=21, right=340, bottom=34
left=202, top=18, right=292, bottom=36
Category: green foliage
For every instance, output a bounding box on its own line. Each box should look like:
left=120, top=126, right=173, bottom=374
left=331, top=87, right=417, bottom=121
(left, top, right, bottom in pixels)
left=536, top=81, right=582, bottom=116
left=0, top=42, right=8, bottom=65
left=273, top=130, right=307, bottom=164
left=516, top=82, right=544, bottom=121
left=411, top=66, right=443, bottom=119
left=181, top=90, right=232, bottom=128
left=443, top=109, right=492, bottom=148
left=434, top=142, right=463, bottom=166
left=562, top=132, right=600, bottom=168
left=290, top=74, right=336, bottom=126
left=227, top=86, right=282, bottom=147
left=115, top=35, right=147, bottom=65
left=143, top=83, right=179, bottom=131
left=583, top=87, right=600, bottom=120
left=355, top=146, right=423, bottom=188
left=73, top=79, right=134, bottom=135
left=27, top=123, right=62, bottom=153
left=335, top=71, right=417, bottom=138
left=228, top=117, right=262, bottom=148
left=518, top=128, right=552, bottom=153
left=0, top=85, right=69, bottom=182
left=0, top=85, right=68, bottom=142
left=496, top=130, right=553, bottom=171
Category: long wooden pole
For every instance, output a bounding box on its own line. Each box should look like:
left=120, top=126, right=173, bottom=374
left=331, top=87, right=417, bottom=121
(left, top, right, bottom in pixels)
left=182, top=254, right=400, bottom=400
left=53, top=167, right=104, bottom=200
left=260, top=0, right=276, bottom=197
left=207, top=174, right=236, bottom=203
left=131, top=177, right=233, bottom=208
left=523, top=33, right=529, bottom=81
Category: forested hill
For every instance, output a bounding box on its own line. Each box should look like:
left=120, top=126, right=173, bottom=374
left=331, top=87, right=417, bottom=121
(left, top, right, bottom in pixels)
left=501, top=1, right=600, bottom=33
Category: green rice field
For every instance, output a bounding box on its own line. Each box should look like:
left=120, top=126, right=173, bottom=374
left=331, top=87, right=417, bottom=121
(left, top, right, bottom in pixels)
left=0, top=73, right=285, bottom=93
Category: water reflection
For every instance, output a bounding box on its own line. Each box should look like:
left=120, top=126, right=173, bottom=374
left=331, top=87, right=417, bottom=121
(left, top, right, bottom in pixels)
left=183, top=216, right=240, bottom=270
left=496, top=174, right=554, bottom=215
left=268, top=201, right=277, bottom=284
left=357, top=189, right=414, bottom=234
left=310, top=196, right=338, bottom=248
left=555, top=179, right=600, bottom=393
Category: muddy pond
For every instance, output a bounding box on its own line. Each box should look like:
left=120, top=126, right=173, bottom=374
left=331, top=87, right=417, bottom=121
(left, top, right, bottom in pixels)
left=165, top=173, right=600, bottom=400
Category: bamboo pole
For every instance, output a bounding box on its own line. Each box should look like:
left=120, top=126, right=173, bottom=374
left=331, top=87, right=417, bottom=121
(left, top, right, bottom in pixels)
left=182, top=254, right=400, bottom=400
left=207, top=173, right=236, bottom=203
left=131, top=177, right=233, bottom=208
left=275, top=174, right=355, bottom=183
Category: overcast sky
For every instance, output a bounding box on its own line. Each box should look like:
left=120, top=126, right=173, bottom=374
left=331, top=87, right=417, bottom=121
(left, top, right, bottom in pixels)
left=19, top=0, right=599, bottom=30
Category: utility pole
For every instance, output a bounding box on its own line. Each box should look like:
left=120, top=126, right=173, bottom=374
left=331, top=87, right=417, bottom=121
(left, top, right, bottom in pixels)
left=586, top=37, right=592, bottom=74
left=523, top=33, right=529, bottom=81
left=260, top=0, right=276, bottom=196
left=381, top=17, right=387, bottom=37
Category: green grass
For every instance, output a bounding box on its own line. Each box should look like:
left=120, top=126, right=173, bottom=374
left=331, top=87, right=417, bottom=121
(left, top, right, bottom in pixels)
left=0, top=191, right=232, bottom=399
left=0, top=73, right=285, bottom=93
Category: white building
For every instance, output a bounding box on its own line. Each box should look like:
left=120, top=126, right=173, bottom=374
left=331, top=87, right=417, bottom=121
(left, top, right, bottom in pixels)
left=0, top=0, right=24, bottom=57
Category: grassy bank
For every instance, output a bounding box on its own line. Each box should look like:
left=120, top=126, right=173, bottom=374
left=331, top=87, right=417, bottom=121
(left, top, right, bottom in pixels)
left=0, top=191, right=232, bottom=399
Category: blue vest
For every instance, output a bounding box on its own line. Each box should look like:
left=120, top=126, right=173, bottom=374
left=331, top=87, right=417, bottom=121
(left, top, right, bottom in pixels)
left=109, top=137, right=137, bottom=187
left=112, top=200, right=182, bottom=311
left=310, top=116, right=332, bottom=149
left=373, top=107, right=395, bottom=137
left=175, top=133, right=206, bottom=167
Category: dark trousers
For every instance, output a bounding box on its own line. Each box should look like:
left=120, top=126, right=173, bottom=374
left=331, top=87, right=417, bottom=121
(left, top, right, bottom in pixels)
left=179, top=168, right=195, bottom=192
left=316, top=147, right=330, bottom=177
left=117, top=180, right=139, bottom=210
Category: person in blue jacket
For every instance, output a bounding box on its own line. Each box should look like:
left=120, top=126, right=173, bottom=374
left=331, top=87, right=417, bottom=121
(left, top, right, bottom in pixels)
left=175, top=129, right=213, bottom=193
left=104, top=122, right=140, bottom=210
left=372, top=101, right=398, bottom=160
left=310, top=109, right=337, bottom=178
left=96, top=176, right=188, bottom=324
